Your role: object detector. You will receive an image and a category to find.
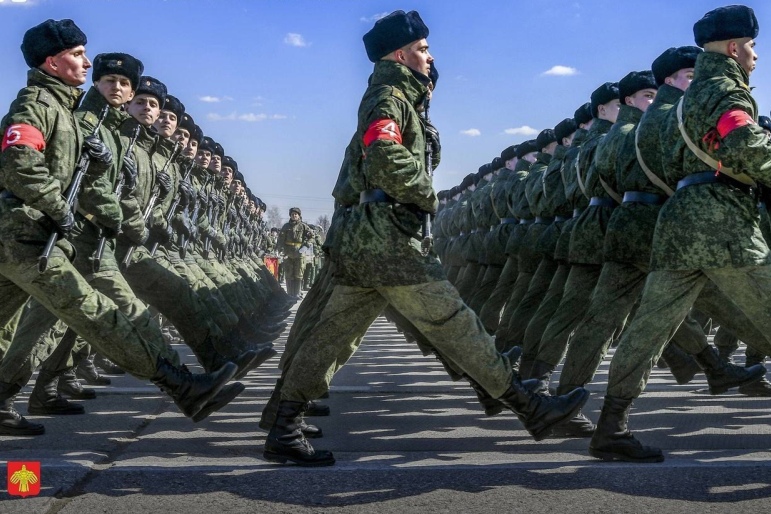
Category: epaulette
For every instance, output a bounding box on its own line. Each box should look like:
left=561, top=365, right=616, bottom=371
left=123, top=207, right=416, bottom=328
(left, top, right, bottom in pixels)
left=389, top=86, right=407, bottom=102
left=36, top=89, right=53, bottom=107
left=83, top=111, right=99, bottom=128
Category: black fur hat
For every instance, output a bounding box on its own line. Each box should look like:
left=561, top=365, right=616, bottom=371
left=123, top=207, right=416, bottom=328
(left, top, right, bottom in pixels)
left=92, top=52, right=144, bottom=90
left=536, top=129, right=557, bottom=150
left=618, top=70, right=657, bottom=102
left=223, top=156, right=238, bottom=173
left=574, top=102, right=593, bottom=125
left=590, top=82, right=620, bottom=117
left=515, top=140, right=538, bottom=159
left=651, top=46, right=702, bottom=85
left=363, top=10, right=429, bottom=62
left=22, top=19, right=87, bottom=68
left=501, top=145, right=517, bottom=162
left=135, top=76, right=167, bottom=108
left=163, top=94, right=185, bottom=119
left=199, top=136, right=215, bottom=154
left=554, top=118, right=578, bottom=143
left=694, top=5, right=758, bottom=47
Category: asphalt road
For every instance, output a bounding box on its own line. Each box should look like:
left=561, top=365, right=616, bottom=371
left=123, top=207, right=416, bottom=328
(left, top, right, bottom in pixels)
left=2, top=308, right=770, bottom=513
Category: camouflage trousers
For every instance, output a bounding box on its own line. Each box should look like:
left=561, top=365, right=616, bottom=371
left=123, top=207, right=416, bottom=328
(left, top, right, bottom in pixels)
left=468, top=264, right=503, bottom=315
left=495, top=268, right=534, bottom=346
left=283, top=256, right=303, bottom=280
left=607, top=266, right=771, bottom=399
left=498, top=256, right=559, bottom=350
left=532, top=263, right=602, bottom=368
left=521, top=263, right=571, bottom=365
left=281, top=280, right=514, bottom=403
left=0, top=204, right=166, bottom=380
left=479, top=255, right=519, bottom=333
left=455, top=261, right=483, bottom=303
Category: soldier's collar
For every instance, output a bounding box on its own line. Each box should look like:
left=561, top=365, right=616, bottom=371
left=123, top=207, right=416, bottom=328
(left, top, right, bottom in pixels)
left=27, top=68, right=84, bottom=111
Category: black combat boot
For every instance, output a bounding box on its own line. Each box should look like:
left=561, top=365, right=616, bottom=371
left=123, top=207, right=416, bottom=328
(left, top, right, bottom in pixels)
left=191, top=382, right=247, bottom=423
left=660, top=343, right=701, bottom=385
left=94, top=353, right=125, bottom=375
left=28, top=371, right=85, bottom=415
left=305, top=400, right=330, bottom=417
left=57, top=369, right=97, bottom=399
left=714, top=327, right=739, bottom=363
left=0, top=384, right=45, bottom=436
left=589, top=396, right=664, bottom=463
left=518, top=358, right=535, bottom=381
left=521, top=360, right=554, bottom=395
left=693, top=346, right=766, bottom=394
left=738, top=357, right=771, bottom=397
left=466, top=376, right=504, bottom=416
left=263, top=400, right=335, bottom=466
left=550, top=410, right=596, bottom=438
left=497, top=375, right=589, bottom=441
left=76, top=355, right=111, bottom=385
left=259, top=379, right=323, bottom=436
left=150, top=358, right=239, bottom=418
left=233, top=346, right=278, bottom=380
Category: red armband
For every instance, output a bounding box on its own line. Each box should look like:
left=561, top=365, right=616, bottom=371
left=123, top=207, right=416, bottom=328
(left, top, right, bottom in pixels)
left=363, top=118, right=402, bottom=147
left=1, top=124, right=46, bottom=152
left=716, top=109, right=755, bottom=138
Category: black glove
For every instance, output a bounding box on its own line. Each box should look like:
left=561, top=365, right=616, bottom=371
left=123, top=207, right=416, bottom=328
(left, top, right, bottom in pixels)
left=425, top=121, right=441, bottom=168
left=156, top=171, right=172, bottom=200
left=228, top=205, right=238, bottom=222
left=206, top=226, right=218, bottom=240
left=197, top=188, right=208, bottom=205
left=100, top=224, right=121, bottom=239
left=178, top=216, right=193, bottom=239
left=83, top=135, right=113, bottom=165
left=152, top=223, right=173, bottom=244
left=216, top=194, right=227, bottom=212
left=178, top=180, right=195, bottom=207
left=52, top=209, right=75, bottom=237
left=121, top=154, right=138, bottom=191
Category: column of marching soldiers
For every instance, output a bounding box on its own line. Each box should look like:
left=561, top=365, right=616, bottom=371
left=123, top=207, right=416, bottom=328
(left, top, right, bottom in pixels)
left=0, top=20, right=300, bottom=436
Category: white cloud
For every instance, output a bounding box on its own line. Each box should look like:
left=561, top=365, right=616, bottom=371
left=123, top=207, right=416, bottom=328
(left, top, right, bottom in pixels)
left=460, top=128, right=481, bottom=137
left=284, top=33, right=309, bottom=47
left=199, top=95, right=233, bottom=103
left=504, top=126, right=539, bottom=136
left=207, top=111, right=286, bottom=122
left=542, top=65, right=578, bottom=76
left=360, top=12, right=389, bottom=22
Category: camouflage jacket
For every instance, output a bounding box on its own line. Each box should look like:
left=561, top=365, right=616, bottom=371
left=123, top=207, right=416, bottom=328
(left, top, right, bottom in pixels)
left=604, top=100, right=665, bottom=266
left=74, top=86, right=128, bottom=234
left=568, top=117, right=613, bottom=265
left=542, top=144, right=571, bottom=218
left=0, top=69, right=85, bottom=225
left=338, top=60, right=444, bottom=286
left=561, top=127, right=590, bottom=211
left=277, top=218, right=311, bottom=258
left=653, top=51, right=770, bottom=270
left=116, top=118, right=156, bottom=246
left=525, top=152, right=553, bottom=218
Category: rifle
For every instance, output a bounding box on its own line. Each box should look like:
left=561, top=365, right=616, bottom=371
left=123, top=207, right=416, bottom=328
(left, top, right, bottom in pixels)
left=201, top=180, right=218, bottom=258
left=38, top=105, right=110, bottom=273
left=92, top=124, right=141, bottom=272
left=421, top=95, right=434, bottom=254
left=150, top=156, right=195, bottom=256
left=120, top=141, right=181, bottom=270
left=180, top=169, right=210, bottom=258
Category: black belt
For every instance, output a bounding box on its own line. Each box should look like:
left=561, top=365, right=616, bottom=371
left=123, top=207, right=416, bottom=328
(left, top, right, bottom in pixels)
left=519, top=218, right=534, bottom=225
left=0, top=190, right=21, bottom=201
left=589, top=197, right=616, bottom=208
left=677, top=171, right=757, bottom=199
left=555, top=216, right=569, bottom=222
left=573, top=208, right=584, bottom=218
left=622, top=191, right=666, bottom=205
left=500, top=217, right=518, bottom=225
left=535, top=216, right=554, bottom=224
left=359, top=188, right=395, bottom=204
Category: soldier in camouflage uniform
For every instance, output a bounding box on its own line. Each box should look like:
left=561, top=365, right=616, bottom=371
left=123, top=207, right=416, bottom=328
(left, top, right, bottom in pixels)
left=0, top=19, right=240, bottom=435
left=278, top=207, right=312, bottom=299
left=590, top=5, right=771, bottom=463
left=263, top=10, right=588, bottom=467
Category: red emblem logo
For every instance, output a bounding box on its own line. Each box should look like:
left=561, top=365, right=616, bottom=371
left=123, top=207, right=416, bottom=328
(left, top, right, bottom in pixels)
left=7, top=461, right=40, bottom=497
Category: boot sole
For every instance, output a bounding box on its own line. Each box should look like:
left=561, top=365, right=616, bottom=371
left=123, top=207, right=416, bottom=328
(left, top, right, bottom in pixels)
left=588, top=447, right=665, bottom=463
left=529, top=390, right=589, bottom=442
left=192, top=382, right=246, bottom=423
left=0, top=425, right=46, bottom=436
left=262, top=450, right=335, bottom=467
left=186, top=363, right=239, bottom=418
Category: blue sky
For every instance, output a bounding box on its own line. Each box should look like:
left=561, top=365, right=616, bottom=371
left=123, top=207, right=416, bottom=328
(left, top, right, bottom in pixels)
left=3, top=0, right=771, bottom=224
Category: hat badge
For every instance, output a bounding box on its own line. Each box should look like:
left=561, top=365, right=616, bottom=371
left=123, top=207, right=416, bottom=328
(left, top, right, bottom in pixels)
left=116, top=60, right=123, bottom=66
left=145, top=80, right=151, bottom=86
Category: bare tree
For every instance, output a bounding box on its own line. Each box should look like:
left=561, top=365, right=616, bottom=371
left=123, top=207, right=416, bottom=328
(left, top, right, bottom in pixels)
left=266, top=205, right=283, bottom=229
left=315, top=214, right=330, bottom=233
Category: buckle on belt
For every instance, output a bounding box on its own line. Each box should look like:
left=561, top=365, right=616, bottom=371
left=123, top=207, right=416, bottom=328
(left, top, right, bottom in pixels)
left=677, top=171, right=757, bottom=199
left=622, top=191, right=666, bottom=205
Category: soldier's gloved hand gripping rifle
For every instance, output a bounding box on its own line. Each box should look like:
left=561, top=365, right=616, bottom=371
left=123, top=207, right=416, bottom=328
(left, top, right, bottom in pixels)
left=150, top=156, right=195, bottom=257
left=421, top=93, right=434, bottom=256
left=120, top=141, right=180, bottom=270
left=38, top=105, right=110, bottom=273
left=92, top=124, right=140, bottom=272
